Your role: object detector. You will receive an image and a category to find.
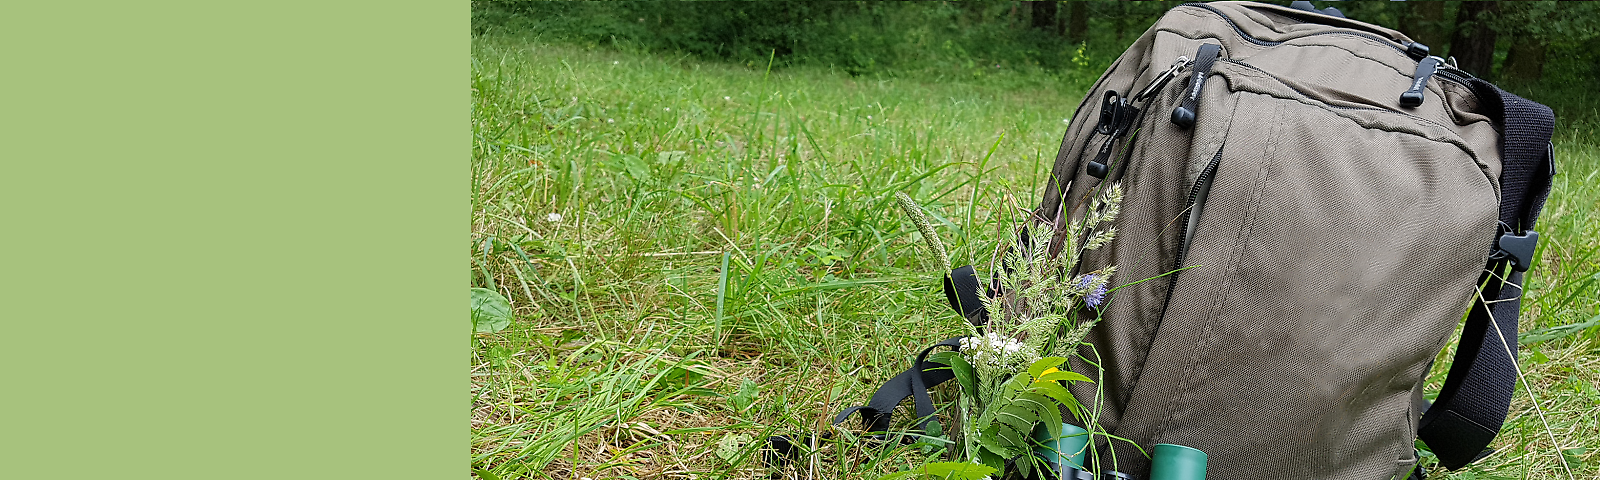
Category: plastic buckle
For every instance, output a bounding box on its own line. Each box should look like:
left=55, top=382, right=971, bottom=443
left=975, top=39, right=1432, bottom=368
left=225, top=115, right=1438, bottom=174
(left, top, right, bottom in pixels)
left=1496, top=230, right=1539, bottom=272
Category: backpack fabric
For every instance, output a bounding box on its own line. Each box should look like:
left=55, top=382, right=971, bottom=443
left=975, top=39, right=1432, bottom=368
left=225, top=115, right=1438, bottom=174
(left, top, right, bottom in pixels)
left=828, top=2, right=1556, bottom=479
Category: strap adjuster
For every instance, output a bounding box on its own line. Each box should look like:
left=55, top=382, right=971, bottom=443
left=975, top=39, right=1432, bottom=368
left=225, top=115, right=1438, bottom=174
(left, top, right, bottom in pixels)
left=1495, top=230, right=1539, bottom=272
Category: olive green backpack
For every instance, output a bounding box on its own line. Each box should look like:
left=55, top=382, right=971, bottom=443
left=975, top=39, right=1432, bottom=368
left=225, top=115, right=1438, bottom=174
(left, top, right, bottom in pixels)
left=824, top=2, right=1556, bottom=478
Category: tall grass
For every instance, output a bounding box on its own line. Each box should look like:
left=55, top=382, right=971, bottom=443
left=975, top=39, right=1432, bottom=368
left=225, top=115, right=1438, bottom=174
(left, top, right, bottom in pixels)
left=470, top=36, right=1600, bottom=479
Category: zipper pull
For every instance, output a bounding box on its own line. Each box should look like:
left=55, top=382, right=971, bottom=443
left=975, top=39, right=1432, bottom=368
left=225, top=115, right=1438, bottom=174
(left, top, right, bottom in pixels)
left=1400, top=56, right=1442, bottom=108
left=1171, top=44, right=1222, bottom=129
left=1087, top=138, right=1115, bottom=179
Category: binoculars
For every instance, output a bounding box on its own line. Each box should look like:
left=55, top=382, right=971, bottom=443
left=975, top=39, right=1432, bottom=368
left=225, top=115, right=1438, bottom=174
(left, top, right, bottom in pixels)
left=1033, top=424, right=1207, bottom=480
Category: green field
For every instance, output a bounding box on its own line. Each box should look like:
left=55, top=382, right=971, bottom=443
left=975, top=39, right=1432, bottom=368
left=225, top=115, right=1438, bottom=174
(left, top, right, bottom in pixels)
left=470, top=36, right=1600, bottom=480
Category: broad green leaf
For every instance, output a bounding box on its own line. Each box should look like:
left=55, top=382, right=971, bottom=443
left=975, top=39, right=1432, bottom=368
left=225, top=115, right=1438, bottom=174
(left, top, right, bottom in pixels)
left=978, top=430, right=1021, bottom=464
left=471, top=287, right=513, bottom=333
left=977, top=447, right=1008, bottom=472
left=1012, top=393, right=1056, bottom=420
left=1037, top=370, right=1093, bottom=384
left=473, top=468, right=502, bottom=480
left=913, top=462, right=998, bottom=480
left=1032, top=382, right=1083, bottom=418
left=714, top=433, right=752, bottom=464
left=996, top=410, right=1036, bottom=435
left=1027, top=356, right=1069, bottom=379
left=926, top=350, right=957, bottom=364
left=730, top=378, right=759, bottom=413
left=947, top=355, right=977, bottom=395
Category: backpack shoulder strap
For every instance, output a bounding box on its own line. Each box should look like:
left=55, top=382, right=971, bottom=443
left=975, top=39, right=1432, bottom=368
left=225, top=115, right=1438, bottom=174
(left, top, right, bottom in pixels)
left=1418, top=80, right=1555, bottom=471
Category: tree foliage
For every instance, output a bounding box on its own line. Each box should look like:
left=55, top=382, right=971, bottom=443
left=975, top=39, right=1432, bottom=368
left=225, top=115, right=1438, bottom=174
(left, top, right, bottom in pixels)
left=473, top=1, right=1600, bottom=119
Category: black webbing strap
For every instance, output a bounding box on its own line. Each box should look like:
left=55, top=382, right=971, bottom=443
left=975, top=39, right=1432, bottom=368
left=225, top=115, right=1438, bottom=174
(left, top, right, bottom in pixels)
left=944, top=265, right=990, bottom=326
left=833, top=337, right=965, bottom=434
left=1418, top=80, right=1555, bottom=470
left=833, top=265, right=995, bottom=435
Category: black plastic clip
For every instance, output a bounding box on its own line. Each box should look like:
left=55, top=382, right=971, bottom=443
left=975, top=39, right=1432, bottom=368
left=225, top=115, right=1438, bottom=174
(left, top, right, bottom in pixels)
left=1495, top=230, right=1539, bottom=272
left=1089, top=91, right=1137, bottom=179
left=1095, top=90, right=1124, bottom=136
left=1405, top=41, right=1431, bottom=61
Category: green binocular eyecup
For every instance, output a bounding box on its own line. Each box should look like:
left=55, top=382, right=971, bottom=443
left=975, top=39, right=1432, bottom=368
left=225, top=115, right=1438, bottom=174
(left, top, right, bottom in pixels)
left=1149, top=443, right=1207, bottom=480
left=1032, top=424, right=1206, bottom=480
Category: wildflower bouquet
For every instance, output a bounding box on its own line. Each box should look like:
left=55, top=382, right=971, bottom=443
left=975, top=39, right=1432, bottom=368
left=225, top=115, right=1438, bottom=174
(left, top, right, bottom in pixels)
left=894, top=184, right=1123, bottom=477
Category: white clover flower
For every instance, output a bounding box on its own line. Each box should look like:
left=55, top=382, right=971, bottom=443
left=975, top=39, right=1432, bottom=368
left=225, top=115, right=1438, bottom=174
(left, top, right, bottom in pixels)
left=724, top=96, right=731, bottom=100
left=665, top=107, right=671, bottom=111
left=607, top=118, right=614, bottom=123
left=546, top=213, right=562, bottom=223
left=612, top=61, right=619, bottom=65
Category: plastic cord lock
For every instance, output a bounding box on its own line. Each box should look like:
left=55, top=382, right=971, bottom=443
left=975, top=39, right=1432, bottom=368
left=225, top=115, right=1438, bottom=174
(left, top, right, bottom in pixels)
left=1496, top=230, right=1539, bottom=272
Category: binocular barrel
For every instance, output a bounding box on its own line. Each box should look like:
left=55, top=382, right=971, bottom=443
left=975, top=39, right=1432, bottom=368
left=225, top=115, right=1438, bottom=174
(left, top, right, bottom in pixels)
left=1033, top=423, right=1208, bottom=480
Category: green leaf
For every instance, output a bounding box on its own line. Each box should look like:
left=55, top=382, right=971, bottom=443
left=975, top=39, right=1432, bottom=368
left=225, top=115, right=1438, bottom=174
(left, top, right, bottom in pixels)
left=472, top=468, right=502, bottom=480
left=1009, top=393, right=1061, bottom=437
left=1036, top=370, right=1092, bottom=384
left=1027, top=356, right=1068, bottom=380
left=875, top=471, right=917, bottom=480
left=946, top=354, right=977, bottom=395
left=926, top=350, right=959, bottom=366
left=909, top=462, right=998, bottom=480
left=730, top=378, right=759, bottom=413
left=1032, top=382, right=1083, bottom=418
left=976, top=443, right=1011, bottom=471
left=714, top=433, right=752, bottom=464
left=470, top=287, right=513, bottom=333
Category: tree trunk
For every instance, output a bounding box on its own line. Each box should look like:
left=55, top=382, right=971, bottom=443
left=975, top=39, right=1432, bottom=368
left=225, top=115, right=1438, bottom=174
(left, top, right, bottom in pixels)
left=1030, top=1, right=1057, bottom=34
left=1503, top=40, right=1548, bottom=85
left=1402, top=0, right=1447, bottom=51
left=1447, top=1, right=1500, bottom=78
left=1067, top=1, right=1088, bottom=43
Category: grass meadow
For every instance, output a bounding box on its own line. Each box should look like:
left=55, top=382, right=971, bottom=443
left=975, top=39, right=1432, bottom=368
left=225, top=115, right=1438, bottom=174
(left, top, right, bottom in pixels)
left=470, top=36, right=1600, bottom=480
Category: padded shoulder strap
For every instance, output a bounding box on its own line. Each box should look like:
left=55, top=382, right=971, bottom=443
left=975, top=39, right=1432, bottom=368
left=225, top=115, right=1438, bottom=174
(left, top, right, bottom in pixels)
left=1418, top=80, right=1555, bottom=471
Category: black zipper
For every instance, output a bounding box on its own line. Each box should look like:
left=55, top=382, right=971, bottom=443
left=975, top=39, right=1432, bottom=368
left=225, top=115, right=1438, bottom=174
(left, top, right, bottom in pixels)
left=1218, top=59, right=1459, bottom=134
left=1175, top=148, right=1223, bottom=269
left=1185, top=3, right=1406, bottom=55
left=1158, top=146, right=1224, bottom=322
left=1183, top=2, right=1478, bottom=93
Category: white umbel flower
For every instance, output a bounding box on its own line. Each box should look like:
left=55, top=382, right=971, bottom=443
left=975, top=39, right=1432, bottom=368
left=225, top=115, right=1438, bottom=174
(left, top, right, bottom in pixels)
left=960, top=332, right=1036, bottom=371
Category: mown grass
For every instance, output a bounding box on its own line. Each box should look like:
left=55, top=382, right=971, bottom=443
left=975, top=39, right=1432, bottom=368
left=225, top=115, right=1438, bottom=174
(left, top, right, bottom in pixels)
left=470, top=36, right=1600, bottom=480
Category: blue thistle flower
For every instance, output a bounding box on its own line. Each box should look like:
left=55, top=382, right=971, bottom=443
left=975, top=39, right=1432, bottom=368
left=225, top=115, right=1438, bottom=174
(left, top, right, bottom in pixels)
left=1085, top=284, right=1108, bottom=308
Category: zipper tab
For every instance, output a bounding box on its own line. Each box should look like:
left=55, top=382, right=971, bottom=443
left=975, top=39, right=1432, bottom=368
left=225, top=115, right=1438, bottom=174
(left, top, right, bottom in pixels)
left=1171, top=43, right=1222, bottom=129
left=1400, top=56, right=1442, bottom=108
left=1087, top=138, right=1115, bottom=178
